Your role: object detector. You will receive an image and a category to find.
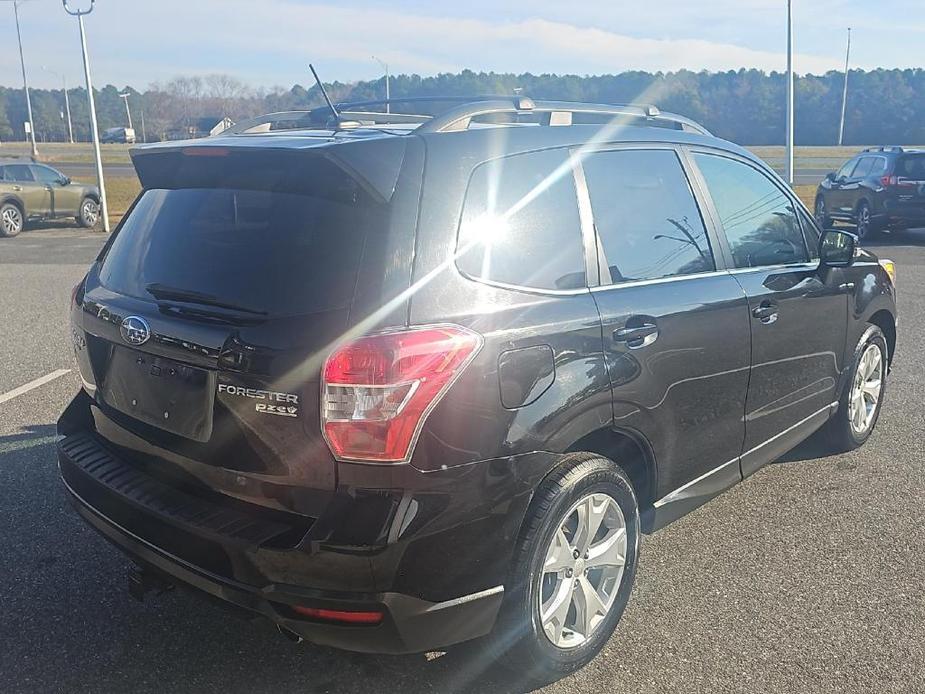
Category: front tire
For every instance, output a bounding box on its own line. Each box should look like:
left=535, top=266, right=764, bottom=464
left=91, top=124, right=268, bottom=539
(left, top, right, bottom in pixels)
left=0, top=202, right=24, bottom=238
left=77, top=197, right=100, bottom=228
left=855, top=202, right=874, bottom=241
left=824, top=326, right=887, bottom=452
left=494, top=453, right=640, bottom=683
left=815, top=196, right=831, bottom=228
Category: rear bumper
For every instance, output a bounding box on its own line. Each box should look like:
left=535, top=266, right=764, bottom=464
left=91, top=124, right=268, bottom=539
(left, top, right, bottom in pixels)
left=63, top=472, right=502, bottom=653
left=58, top=431, right=510, bottom=653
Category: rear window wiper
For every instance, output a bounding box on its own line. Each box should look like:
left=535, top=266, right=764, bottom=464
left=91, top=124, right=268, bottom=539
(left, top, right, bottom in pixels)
left=145, top=283, right=268, bottom=316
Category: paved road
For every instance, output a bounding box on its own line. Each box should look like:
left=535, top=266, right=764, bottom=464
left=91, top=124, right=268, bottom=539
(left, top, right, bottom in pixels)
left=1, top=227, right=923, bottom=694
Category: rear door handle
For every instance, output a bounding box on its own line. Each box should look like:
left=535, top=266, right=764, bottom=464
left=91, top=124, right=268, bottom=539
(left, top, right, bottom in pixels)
left=613, top=322, right=659, bottom=349
left=12, top=185, right=22, bottom=192
left=752, top=301, right=779, bottom=324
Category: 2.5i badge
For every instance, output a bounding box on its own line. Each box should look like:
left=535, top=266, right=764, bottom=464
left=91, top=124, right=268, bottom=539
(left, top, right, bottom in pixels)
left=217, top=383, right=300, bottom=418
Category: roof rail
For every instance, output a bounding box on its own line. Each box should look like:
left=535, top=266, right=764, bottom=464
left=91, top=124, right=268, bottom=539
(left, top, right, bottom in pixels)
left=221, top=96, right=710, bottom=137
left=863, top=146, right=905, bottom=153
left=416, top=98, right=709, bottom=135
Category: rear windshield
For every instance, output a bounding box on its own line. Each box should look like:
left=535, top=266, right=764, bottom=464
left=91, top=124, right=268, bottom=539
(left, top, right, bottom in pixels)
left=98, top=186, right=381, bottom=317
left=896, top=155, right=925, bottom=179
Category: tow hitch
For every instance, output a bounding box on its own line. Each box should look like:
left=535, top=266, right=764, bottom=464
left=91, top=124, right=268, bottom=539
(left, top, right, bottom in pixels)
left=129, top=566, right=174, bottom=602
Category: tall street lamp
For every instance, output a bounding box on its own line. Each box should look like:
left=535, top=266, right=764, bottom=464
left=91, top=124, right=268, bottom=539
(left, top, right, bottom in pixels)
left=5, top=1, right=39, bottom=157
left=372, top=56, right=390, bottom=113
left=43, top=66, right=74, bottom=144
left=785, top=0, right=794, bottom=186
left=119, top=92, right=133, bottom=130
left=63, top=0, right=109, bottom=232
left=838, top=28, right=851, bottom=147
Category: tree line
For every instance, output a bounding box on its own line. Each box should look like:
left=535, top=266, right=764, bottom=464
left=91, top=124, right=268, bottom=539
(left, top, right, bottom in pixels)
left=0, top=68, right=922, bottom=146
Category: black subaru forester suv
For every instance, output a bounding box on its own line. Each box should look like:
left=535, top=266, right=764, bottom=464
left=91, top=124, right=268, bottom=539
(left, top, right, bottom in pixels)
left=815, top=146, right=925, bottom=239
left=59, top=97, right=897, bottom=681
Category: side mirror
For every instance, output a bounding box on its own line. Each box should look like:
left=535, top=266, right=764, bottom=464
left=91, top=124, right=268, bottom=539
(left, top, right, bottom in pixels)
left=59, top=176, right=71, bottom=186
left=824, top=172, right=836, bottom=183
left=820, top=229, right=857, bottom=267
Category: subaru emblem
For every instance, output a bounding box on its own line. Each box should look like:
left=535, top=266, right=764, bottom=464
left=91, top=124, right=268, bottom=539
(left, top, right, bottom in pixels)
left=120, top=315, right=151, bottom=346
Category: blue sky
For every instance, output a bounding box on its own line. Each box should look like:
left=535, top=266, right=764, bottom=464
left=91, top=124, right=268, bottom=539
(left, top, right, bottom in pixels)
left=2, top=0, right=922, bottom=90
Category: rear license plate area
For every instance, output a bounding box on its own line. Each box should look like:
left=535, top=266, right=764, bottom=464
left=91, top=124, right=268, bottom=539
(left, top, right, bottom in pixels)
left=100, top=346, right=215, bottom=441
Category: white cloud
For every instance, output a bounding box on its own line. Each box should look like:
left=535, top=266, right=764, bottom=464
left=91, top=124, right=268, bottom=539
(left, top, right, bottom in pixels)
left=0, top=0, right=891, bottom=90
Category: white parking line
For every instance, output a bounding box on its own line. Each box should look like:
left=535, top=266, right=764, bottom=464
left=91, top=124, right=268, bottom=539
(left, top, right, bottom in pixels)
left=0, top=369, right=71, bottom=406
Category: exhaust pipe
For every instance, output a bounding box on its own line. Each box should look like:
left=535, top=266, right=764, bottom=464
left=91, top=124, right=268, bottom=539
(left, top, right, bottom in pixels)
left=277, top=624, right=304, bottom=643
left=129, top=566, right=174, bottom=602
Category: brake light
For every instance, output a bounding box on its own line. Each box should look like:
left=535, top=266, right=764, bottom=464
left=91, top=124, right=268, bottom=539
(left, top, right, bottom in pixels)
left=181, top=147, right=230, bottom=157
left=321, top=325, right=483, bottom=463
left=880, top=175, right=896, bottom=187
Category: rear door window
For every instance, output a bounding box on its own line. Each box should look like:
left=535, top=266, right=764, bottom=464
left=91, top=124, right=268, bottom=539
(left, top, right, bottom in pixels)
left=870, top=157, right=888, bottom=177
left=456, top=148, right=587, bottom=291
left=581, top=148, right=714, bottom=283
left=694, top=153, right=809, bottom=269
left=99, top=185, right=383, bottom=317
left=6, top=164, right=35, bottom=182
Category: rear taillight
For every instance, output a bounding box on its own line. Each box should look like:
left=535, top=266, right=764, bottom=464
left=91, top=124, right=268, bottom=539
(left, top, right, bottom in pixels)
left=881, top=175, right=916, bottom=188
left=321, top=325, right=482, bottom=463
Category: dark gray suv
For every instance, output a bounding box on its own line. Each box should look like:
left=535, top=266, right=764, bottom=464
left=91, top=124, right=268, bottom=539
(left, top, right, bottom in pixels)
left=59, top=96, right=897, bottom=683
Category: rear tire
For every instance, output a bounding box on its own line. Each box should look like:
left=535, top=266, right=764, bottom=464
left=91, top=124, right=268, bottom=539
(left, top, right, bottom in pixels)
left=823, top=326, right=887, bottom=452
left=0, top=202, right=24, bottom=238
left=77, top=197, right=100, bottom=229
left=492, top=453, right=640, bottom=684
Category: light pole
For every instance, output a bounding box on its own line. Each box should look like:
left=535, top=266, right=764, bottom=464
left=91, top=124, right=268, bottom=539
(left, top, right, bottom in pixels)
left=63, top=0, right=109, bottom=232
left=43, top=66, right=74, bottom=144
left=7, top=1, right=38, bottom=157
left=119, top=92, right=133, bottom=130
left=838, top=27, right=851, bottom=146
left=372, top=56, right=390, bottom=113
left=785, top=0, right=794, bottom=186
left=139, top=106, right=147, bottom=144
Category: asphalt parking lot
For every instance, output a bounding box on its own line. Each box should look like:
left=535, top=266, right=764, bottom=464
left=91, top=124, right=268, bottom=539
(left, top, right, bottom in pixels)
left=1, top=225, right=923, bottom=694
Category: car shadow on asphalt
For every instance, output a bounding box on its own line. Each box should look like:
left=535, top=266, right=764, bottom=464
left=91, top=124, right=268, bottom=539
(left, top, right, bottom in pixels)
left=771, top=433, right=834, bottom=465
left=0, top=429, right=550, bottom=694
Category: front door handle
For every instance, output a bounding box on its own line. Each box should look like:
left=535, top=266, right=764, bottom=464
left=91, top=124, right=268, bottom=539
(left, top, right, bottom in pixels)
left=752, top=301, right=779, bottom=324
left=613, top=322, right=659, bottom=349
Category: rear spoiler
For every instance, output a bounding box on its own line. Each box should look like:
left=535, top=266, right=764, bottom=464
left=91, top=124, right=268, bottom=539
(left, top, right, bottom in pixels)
left=129, top=136, right=408, bottom=203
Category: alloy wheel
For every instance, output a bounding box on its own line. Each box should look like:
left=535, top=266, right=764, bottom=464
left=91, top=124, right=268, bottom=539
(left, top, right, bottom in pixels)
left=1, top=205, right=23, bottom=236
left=82, top=200, right=100, bottom=226
left=815, top=198, right=827, bottom=225
left=849, top=343, right=883, bottom=435
left=856, top=205, right=871, bottom=239
left=538, top=492, right=627, bottom=649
